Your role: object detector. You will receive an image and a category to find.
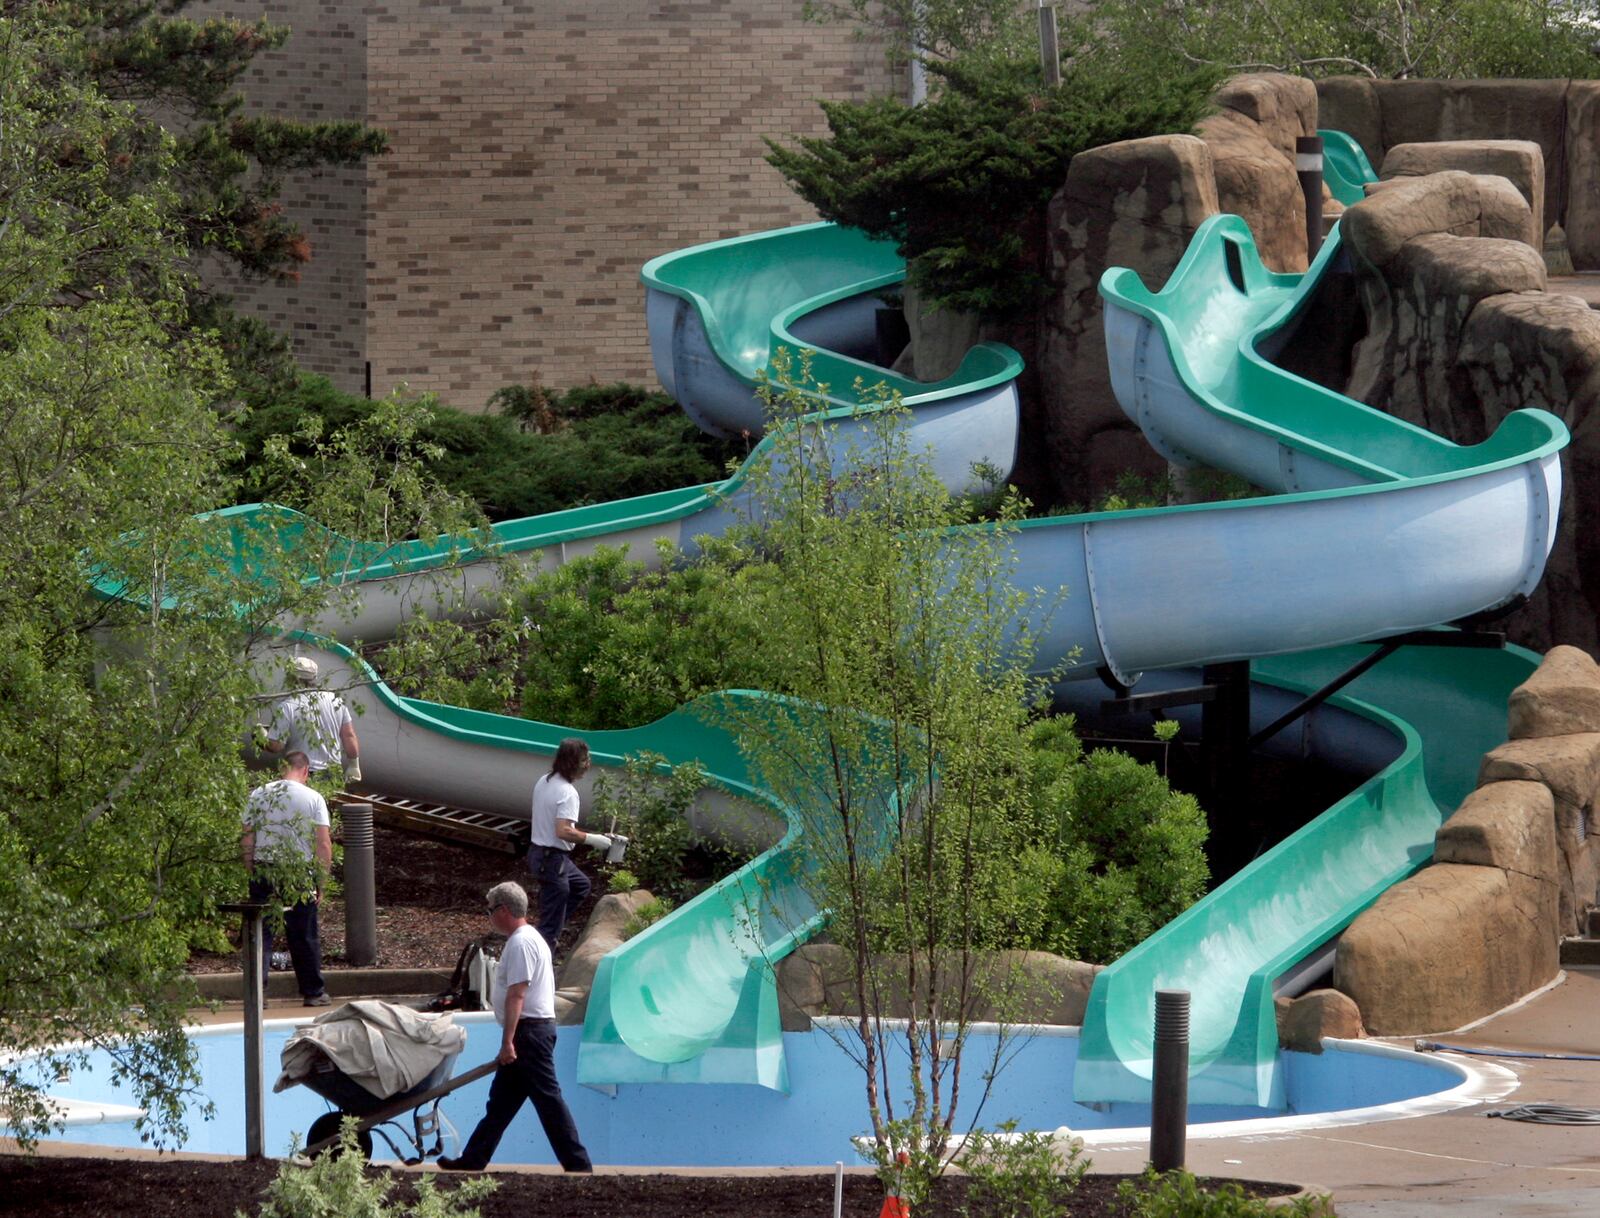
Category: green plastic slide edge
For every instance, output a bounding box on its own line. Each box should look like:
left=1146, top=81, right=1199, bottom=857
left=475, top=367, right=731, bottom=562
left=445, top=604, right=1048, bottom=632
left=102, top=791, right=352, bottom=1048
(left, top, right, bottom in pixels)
left=1320, top=128, right=1378, bottom=207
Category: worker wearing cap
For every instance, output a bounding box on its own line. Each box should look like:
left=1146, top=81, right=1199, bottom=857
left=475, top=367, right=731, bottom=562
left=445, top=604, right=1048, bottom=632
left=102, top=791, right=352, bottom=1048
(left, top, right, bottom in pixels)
left=265, top=655, right=362, bottom=784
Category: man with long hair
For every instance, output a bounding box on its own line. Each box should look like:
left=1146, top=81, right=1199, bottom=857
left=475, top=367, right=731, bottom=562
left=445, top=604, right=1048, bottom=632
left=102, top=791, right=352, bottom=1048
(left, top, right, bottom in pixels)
left=527, top=738, right=612, bottom=951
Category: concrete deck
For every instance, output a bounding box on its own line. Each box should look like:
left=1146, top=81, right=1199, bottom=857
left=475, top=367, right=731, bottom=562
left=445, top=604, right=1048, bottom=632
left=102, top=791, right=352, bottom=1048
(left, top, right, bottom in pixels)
left=1083, top=968, right=1600, bottom=1216
left=19, top=970, right=1600, bottom=1211
left=1545, top=274, right=1600, bottom=310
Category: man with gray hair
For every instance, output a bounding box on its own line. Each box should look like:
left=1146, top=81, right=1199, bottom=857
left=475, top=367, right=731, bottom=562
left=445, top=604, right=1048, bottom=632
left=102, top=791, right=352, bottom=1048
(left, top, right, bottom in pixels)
left=438, top=880, right=591, bottom=1172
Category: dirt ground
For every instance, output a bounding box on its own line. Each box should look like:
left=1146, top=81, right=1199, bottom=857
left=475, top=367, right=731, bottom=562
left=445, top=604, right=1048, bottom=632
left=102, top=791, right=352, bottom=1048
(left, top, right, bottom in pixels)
left=0, top=1155, right=1299, bottom=1218
left=188, top=825, right=608, bottom=975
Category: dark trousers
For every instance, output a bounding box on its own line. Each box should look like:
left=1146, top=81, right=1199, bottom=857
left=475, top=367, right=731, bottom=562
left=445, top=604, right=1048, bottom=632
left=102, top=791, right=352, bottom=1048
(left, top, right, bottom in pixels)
left=530, top=847, right=590, bottom=950
left=248, top=876, right=326, bottom=999
left=456, top=1018, right=591, bottom=1171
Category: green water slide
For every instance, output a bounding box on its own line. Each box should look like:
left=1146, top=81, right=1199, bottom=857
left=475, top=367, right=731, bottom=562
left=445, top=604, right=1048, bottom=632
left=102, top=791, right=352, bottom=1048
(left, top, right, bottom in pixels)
left=142, top=197, right=1567, bottom=1106
left=1320, top=128, right=1378, bottom=206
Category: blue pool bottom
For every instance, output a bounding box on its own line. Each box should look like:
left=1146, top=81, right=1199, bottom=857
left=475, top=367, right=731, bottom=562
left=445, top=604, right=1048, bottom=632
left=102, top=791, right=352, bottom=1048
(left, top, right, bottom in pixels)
left=35, top=1019, right=1461, bottom=1165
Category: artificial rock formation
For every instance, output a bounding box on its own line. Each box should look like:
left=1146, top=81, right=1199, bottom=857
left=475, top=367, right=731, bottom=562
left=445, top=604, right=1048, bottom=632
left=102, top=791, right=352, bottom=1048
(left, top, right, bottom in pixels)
left=553, top=888, right=659, bottom=1024
left=1336, top=170, right=1600, bottom=656
left=1334, top=649, right=1600, bottom=1034
left=774, top=943, right=1104, bottom=1030
left=1377, top=140, right=1545, bottom=249
left=1275, top=988, right=1365, bottom=1053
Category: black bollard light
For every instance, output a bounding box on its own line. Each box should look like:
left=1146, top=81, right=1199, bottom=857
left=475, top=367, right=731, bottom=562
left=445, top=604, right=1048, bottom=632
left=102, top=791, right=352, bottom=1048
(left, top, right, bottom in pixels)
left=1150, top=988, right=1190, bottom=1172
left=1297, top=135, right=1325, bottom=263
left=343, top=801, right=377, bottom=967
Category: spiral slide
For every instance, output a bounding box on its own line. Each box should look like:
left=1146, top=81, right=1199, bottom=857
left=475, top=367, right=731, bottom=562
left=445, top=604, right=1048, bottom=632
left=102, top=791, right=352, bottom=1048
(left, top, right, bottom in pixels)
left=176, top=204, right=1565, bottom=1107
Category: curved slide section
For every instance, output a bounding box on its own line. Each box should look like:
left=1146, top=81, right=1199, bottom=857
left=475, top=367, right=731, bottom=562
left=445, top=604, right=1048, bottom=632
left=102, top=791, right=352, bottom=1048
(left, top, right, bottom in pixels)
left=1073, top=212, right=1560, bottom=1106
left=190, top=212, right=1564, bottom=1100
left=1320, top=128, right=1378, bottom=206
left=642, top=220, right=1023, bottom=458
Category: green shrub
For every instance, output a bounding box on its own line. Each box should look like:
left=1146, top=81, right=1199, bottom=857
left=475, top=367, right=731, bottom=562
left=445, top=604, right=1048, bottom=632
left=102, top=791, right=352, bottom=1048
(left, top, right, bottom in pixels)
left=513, top=544, right=781, bottom=730
left=621, top=895, right=675, bottom=940
left=957, top=1120, right=1088, bottom=1218
left=591, top=751, right=752, bottom=903
left=232, top=375, right=742, bottom=523
left=375, top=613, right=524, bottom=714
left=1116, top=1168, right=1323, bottom=1218
left=1017, top=717, right=1209, bottom=964
left=607, top=867, right=641, bottom=892
left=241, top=1119, right=496, bottom=1217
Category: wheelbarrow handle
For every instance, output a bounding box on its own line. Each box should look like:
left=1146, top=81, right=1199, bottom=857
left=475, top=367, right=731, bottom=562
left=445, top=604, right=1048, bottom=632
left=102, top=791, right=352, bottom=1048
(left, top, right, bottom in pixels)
left=301, top=1059, right=501, bottom=1158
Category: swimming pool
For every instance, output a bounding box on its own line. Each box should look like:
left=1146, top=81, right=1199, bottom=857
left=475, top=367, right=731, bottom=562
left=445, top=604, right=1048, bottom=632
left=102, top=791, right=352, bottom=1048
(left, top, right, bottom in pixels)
left=24, top=1015, right=1513, bottom=1165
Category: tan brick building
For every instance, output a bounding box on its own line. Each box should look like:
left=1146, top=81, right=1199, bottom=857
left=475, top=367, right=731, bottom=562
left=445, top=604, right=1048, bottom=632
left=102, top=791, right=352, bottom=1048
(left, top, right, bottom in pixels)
left=210, top=1, right=895, bottom=406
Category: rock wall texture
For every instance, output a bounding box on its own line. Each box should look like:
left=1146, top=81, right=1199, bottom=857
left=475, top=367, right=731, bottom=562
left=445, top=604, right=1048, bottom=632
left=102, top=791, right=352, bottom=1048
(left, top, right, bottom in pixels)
left=1333, top=647, right=1600, bottom=1035
left=205, top=0, right=895, bottom=401
left=1339, top=171, right=1600, bottom=656
left=1317, top=78, right=1600, bottom=268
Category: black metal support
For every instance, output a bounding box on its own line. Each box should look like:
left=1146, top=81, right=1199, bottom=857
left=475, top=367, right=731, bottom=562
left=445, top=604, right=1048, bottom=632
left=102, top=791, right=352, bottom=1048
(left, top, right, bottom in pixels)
left=220, top=900, right=269, bottom=1160
left=1102, top=684, right=1219, bottom=715
left=1247, top=626, right=1509, bottom=751
left=1150, top=989, right=1190, bottom=1172
left=1297, top=135, right=1324, bottom=263
left=1201, top=661, right=1251, bottom=806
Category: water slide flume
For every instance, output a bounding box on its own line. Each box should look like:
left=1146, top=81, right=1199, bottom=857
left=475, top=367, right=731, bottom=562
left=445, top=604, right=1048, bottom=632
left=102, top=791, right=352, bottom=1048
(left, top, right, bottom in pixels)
left=1073, top=212, right=1563, bottom=1106
left=117, top=205, right=1564, bottom=1104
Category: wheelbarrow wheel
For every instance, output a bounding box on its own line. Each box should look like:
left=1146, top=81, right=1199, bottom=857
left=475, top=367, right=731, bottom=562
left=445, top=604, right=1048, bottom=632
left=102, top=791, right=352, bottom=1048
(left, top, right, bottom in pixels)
left=306, top=1110, right=374, bottom=1161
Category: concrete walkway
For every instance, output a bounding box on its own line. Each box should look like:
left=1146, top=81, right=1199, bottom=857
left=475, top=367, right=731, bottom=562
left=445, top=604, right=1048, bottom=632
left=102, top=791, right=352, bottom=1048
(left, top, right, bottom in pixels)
left=1084, top=968, right=1600, bottom=1216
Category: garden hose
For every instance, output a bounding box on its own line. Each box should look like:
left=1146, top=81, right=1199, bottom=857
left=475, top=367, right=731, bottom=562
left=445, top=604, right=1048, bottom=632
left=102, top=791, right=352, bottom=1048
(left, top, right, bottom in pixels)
left=1414, top=1040, right=1600, bottom=1062
left=1485, top=1105, right=1600, bottom=1125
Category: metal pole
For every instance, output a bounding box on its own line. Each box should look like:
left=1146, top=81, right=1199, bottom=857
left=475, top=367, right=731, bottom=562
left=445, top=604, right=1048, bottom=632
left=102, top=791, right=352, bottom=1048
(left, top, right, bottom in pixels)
left=342, top=801, right=377, bottom=967
left=1297, top=134, right=1325, bottom=262
left=833, top=1160, right=844, bottom=1218
left=232, top=903, right=267, bottom=1160
left=1037, top=1, right=1061, bottom=88
left=1150, top=989, right=1190, bottom=1172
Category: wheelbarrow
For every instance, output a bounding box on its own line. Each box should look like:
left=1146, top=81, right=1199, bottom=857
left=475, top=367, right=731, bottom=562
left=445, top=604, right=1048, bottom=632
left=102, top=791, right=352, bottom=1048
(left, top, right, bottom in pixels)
left=295, top=1045, right=498, bottom=1162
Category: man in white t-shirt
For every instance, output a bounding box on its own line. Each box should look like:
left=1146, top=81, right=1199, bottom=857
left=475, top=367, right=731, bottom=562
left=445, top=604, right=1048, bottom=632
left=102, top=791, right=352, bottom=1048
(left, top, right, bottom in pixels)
left=265, top=656, right=361, bottom=782
left=527, top=737, right=611, bottom=952
left=242, top=751, right=334, bottom=1006
left=438, top=881, right=591, bottom=1172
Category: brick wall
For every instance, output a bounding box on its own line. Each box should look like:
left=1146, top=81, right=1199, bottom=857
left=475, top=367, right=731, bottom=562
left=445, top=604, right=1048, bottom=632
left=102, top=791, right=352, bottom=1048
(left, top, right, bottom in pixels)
left=206, top=1, right=894, bottom=407
left=205, top=0, right=370, bottom=394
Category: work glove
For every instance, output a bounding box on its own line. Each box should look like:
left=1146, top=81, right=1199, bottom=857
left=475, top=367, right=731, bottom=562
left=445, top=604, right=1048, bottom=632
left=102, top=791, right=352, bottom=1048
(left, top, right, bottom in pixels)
left=583, top=832, right=612, bottom=852
left=344, top=757, right=362, bottom=783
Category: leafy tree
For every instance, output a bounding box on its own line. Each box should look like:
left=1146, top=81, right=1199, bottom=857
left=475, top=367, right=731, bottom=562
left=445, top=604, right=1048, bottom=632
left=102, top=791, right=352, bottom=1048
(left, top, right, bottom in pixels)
left=801, top=0, right=1035, bottom=67
left=1079, top=0, right=1600, bottom=81
left=0, top=11, right=467, bottom=1148
left=701, top=354, right=1064, bottom=1198
left=766, top=53, right=1218, bottom=318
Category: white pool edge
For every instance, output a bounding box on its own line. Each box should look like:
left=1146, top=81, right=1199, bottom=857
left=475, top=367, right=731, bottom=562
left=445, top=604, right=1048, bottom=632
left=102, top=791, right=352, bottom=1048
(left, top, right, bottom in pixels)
left=30, top=1015, right=1518, bottom=1143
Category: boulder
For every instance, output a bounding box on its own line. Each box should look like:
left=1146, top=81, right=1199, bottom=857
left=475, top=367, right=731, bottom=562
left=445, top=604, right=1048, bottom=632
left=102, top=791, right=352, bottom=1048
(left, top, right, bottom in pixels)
left=1379, top=141, right=1544, bottom=250
left=1434, top=780, right=1557, bottom=880
left=553, top=888, right=659, bottom=1024
left=1197, top=74, right=1318, bottom=272
left=1039, top=133, right=1217, bottom=503
left=786, top=946, right=1103, bottom=1026
left=1342, top=172, right=1533, bottom=272
left=1566, top=82, right=1600, bottom=270
left=1479, top=734, right=1600, bottom=933
left=1508, top=646, right=1600, bottom=739
left=1278, top=988, right=1365, bottom=1053
left=1334, top=862, right=1559, bottom=1035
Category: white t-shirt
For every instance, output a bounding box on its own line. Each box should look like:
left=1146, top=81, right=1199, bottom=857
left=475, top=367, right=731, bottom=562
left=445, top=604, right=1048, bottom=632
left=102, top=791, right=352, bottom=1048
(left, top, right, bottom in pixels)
left=269, top=689, right=353, bottom=772
left=530, top=772, right=580, bottom=851
left=491, top=923, right=555, bottom=1024
left=244, top=778, right=331, bottom=863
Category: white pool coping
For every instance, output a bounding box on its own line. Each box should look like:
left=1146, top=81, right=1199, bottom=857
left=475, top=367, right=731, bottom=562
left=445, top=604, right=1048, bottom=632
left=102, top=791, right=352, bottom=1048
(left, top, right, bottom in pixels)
left=26, top=1015, right=1519, bottom=1146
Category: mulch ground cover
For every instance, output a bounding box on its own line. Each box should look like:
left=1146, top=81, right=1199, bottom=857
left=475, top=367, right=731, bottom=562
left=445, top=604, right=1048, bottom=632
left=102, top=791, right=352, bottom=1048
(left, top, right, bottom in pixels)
left=0, top=1155, right=1301, bottom=1218
left=187, top=825, right=608, bottom=975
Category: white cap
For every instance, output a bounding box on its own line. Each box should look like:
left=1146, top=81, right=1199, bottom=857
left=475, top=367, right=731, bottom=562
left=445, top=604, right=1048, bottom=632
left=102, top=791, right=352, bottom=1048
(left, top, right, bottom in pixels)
left=291, top=656, right=319, bottom=683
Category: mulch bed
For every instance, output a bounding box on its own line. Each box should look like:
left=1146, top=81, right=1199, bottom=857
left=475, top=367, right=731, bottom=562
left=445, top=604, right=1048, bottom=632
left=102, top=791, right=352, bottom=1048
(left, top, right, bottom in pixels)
left=0, top=1155, right=1300, bottom=1218
left=188, top=825, right=608, bottom=975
